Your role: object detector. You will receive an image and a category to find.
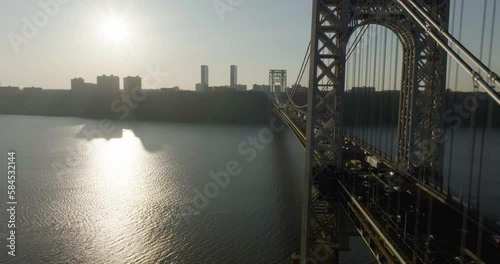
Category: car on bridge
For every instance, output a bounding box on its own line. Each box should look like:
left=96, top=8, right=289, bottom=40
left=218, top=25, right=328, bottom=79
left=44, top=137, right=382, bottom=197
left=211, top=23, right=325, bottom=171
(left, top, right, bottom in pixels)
left=488, top=234, right=500, bottom=248
left=365, top=155, right=382, bottom=171
left=384, top=185, right=394, bottom=195
left=345, top=162, right=359, bottom=174
left=350, top=160, right=364, bottom=170
left=362, top=180, right=370, bottom=189
left=453, top=256, right=475, bottom=264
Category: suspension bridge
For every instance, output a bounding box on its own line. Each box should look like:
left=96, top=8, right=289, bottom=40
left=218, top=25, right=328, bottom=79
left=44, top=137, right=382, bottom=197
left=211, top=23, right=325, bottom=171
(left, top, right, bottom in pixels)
left=271, top=0, right=500, bottom=263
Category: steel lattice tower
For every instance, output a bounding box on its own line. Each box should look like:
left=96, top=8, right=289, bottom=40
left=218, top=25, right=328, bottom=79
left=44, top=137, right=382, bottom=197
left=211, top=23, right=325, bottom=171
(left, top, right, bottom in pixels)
left=269, top=70, right=287, bottom=92
left=302, top=0, right=449, bottom=262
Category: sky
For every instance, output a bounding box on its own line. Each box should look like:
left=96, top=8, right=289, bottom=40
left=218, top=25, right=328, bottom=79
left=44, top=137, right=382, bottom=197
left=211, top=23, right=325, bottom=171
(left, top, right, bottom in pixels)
left=0, top=0, right=498, bottom=91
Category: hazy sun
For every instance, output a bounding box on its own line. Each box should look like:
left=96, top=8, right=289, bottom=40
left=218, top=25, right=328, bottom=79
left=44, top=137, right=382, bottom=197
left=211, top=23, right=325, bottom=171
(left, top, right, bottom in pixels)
left=101, top=18, right=129, bottom=42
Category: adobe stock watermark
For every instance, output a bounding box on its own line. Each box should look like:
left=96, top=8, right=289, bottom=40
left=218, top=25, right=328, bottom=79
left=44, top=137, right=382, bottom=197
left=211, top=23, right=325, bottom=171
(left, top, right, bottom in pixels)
left=49, top=85, right=147, bottom=172
left=50, top=61, right=167, bottom=171
left=409, top=91, right=491, bottom=168
left=7, top=0, right=74, bottom=53
left=78, top=62, right=167, bottom=143
left=213, top=0, right=243, bottom=21
left=177, top=117, right=286, bottom=219
left=77, top=86, right=147, bottom=143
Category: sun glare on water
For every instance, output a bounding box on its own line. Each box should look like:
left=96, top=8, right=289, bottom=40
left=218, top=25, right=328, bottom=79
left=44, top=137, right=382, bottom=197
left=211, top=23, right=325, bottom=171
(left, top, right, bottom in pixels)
left=95, top=129, right=143, bottom=188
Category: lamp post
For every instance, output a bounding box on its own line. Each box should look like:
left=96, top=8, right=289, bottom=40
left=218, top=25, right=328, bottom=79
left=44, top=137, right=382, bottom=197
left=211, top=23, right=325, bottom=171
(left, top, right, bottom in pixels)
left=397, top=190, right=401, bottom=216
left=372, top=183, right=376, bottom=202
left=404, top=207, right=414, bottom=242
left=404, top=211, right=409, bottom=241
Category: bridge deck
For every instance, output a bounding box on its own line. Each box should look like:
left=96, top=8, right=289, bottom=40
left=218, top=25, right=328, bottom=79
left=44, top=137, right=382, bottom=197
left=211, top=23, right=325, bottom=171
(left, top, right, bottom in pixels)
left=275, top=108, right=500, bottom=264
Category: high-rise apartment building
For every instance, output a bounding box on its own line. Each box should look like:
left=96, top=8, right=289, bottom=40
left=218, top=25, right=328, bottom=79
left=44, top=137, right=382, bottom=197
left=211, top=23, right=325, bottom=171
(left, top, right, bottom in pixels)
left=97, top=74, right=120, bottom=93
left=201, top=65, right=209, bottom=90
left=230, top=65, right=237, bottom=89
left=124, top=76, right=142, bottom=94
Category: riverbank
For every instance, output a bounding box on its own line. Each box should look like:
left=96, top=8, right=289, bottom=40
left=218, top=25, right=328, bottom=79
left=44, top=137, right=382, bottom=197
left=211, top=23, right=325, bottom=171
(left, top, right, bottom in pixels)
left=0, top=90, right=272, bottom=124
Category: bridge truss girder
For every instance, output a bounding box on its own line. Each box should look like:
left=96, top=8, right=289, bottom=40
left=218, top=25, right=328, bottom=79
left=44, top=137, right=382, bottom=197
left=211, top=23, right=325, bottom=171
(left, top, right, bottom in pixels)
left=302, top=0, right=449, bottom=262
left=269, top=70, right=288, bottom=105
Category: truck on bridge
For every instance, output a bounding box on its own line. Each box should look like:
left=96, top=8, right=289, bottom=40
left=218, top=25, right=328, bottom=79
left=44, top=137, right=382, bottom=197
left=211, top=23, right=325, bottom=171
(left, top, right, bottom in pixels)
left=365, top=155, right=381, bottom=171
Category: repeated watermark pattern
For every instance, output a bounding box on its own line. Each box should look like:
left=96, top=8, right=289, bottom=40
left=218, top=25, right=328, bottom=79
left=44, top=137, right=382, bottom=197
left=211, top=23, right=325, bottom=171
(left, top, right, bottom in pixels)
left=177, top=117, right=286, bottom=219
left=36, top=0, right=170, bottom=170
left=410, top=91, right=490, bottom=168
left=213, top=0, right=243, bottom=21
left=7, top=0, right=75, bottom=53
left=6, top=151, right=17, bottom=257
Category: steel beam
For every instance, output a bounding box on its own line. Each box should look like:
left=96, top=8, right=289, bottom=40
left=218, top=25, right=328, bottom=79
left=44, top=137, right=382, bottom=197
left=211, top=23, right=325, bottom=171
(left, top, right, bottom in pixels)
left=270, top=70, right=288, bottom=107
left=302, top=0, right=449, bottom=262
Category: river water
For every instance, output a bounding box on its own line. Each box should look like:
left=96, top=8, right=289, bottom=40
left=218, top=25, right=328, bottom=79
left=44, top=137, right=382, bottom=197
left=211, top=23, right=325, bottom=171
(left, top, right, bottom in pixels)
left=0, top=115, right=376, bottom=264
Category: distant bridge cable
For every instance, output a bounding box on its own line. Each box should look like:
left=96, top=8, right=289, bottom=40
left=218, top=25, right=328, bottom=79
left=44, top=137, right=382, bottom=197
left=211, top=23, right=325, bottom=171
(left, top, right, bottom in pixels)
left=345, top=25, right=369, bottom=62
left=284, top=25, right=369, bottom=110
left=280, top=40, right=311, bottom=109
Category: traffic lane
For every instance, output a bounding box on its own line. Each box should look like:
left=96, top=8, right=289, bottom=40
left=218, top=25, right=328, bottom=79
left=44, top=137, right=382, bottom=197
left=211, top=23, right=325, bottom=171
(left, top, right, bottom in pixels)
left=366, top=177, right=462, bottom=263
left=349, top=139, right=500, bottom=245
left=357, top=156, right=500, bottom=263
left=343, top=172, right=468, bottom=263
left=342, top=178, right=418, bottom=262
left=342, top=139, right=500, bottom=262
left=409, top=187, right=500, bottom=263
left=344, top=175, right=434, bottom=262
left=339, top=163, right=496, bottom=263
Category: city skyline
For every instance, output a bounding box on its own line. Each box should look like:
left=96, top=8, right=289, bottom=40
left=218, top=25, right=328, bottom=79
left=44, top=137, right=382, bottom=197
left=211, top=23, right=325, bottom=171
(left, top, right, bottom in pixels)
left=0, top=0, right=311, bottom=90
left=1, top=1, right=499, bottom=263
left=230, top=65, right=237, bottom=89
left=1, top=0, right=498, bottom=91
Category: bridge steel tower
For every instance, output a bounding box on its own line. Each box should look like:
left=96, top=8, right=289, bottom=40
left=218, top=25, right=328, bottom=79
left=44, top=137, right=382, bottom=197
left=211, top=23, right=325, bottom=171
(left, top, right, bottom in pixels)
left=269, top=70, right=288, bottom=105
left=301, top=0, right=449, bottom=262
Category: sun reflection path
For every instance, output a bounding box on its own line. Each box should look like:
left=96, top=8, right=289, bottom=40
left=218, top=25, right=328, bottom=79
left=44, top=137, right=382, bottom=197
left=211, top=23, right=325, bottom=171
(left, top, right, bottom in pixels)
left=91, top=129, right=152, bottom=261
left=93, top=129, right=143, bottom=189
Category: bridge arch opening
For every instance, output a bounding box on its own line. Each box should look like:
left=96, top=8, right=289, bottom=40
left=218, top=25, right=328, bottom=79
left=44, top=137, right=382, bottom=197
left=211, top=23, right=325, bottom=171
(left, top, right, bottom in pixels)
left=344, top=23, right=407, bottom=163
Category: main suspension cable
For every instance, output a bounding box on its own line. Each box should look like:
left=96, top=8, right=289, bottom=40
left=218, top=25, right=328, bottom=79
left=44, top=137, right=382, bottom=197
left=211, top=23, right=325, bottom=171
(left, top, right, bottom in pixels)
left=397, top=0, right=500, bottom=105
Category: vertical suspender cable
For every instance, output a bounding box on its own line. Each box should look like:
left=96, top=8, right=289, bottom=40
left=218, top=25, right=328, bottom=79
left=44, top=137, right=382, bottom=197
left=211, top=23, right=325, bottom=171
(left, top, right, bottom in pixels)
left=357, top=31, right=363, bottom=141
left=462, top=75, right=479, bottom=258
left=445, top=0, right=458, bottom=197
left=391, top=35, right=400, bottom=161
left=449, top=0, right=465, bottom=202
left=370, top=26, right=379, bottom=149
left=402, top=0, right=500, bottom=88
left=485, top=0, right=497, bottom=130
left=476, top=0, right=497, bottom=257
left=351, top=32, right=359, bottom=137
left=453, top=0, right=469, bottom=257
left=386, top=33, right=394, bottom=160
left=398, top=0, right=500, bottom=104
left=364, top=28, right=372, bottom=146
left=377, top=28, right=387, bottom=156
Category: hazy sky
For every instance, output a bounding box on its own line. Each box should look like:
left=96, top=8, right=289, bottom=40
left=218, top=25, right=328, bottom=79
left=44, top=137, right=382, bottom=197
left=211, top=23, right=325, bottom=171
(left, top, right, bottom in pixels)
left=0, top=0, right=498, bottom=91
